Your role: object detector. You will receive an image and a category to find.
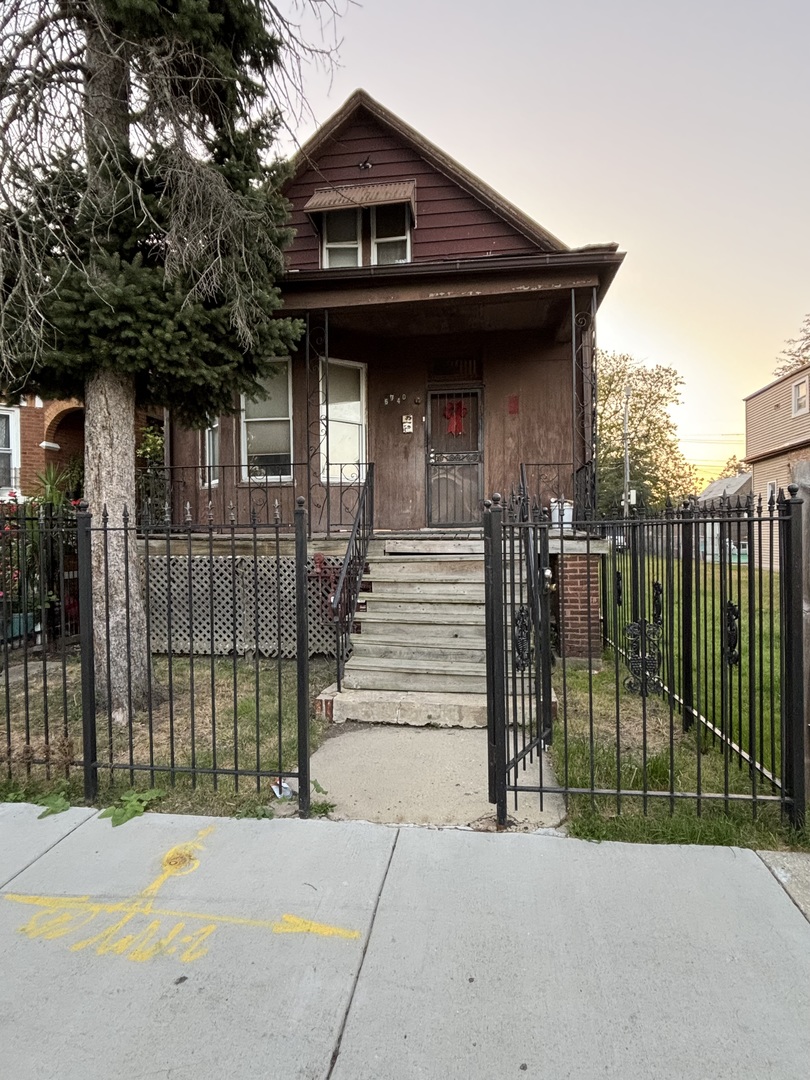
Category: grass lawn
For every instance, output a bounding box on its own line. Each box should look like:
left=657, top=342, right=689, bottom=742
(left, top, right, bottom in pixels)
left=550, top=665, right=810, bottom=851
left=0, top=652, right=335, bottom=817
left=602, top=555, right=783, bottom=774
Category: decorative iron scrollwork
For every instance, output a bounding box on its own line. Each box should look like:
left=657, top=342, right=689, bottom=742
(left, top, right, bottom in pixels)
left=623, top=621, right=662, bottom=696
left=430, top=451, right=480, bottom=465
left=652, top=581, right=663, bottom=624
left=725, top=602, right=740, bottom=666
left=513, top=605, right=531, bottom=672
left=623, top=580, right=664, bottom=696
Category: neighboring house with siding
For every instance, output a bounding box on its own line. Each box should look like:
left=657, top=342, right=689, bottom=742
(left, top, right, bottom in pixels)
left=695, top=471, right=753, bottom=564
left=744, top=363, right=810, bottom=568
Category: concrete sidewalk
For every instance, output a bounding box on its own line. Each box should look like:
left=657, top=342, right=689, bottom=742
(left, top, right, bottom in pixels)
left=1, top=804, right=809, bottom=1080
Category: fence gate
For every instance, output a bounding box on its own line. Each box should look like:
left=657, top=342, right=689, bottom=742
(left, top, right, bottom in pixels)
left=484, top=493, right=555, bottom=826
left=484, top=484, right=807, bottom=830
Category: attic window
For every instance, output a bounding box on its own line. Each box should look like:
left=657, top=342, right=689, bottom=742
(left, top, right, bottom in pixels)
left=373, top=204, right=410, bottom=264
left=306, top=181, right=416, bottom=269
left=323, top=208, right=360, bottom=268
left=320, top=203, right=412, bottom=268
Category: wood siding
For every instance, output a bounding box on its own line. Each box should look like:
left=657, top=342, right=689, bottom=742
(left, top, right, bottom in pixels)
left=746, top=369, right=810, bottom=461
left=355, top=330, right=572, bottom=529
left=284, top=113, right=542, bottom=271
left=751, top=456, right=790, bottom=571
left=168, top=328, right=576, bottom=532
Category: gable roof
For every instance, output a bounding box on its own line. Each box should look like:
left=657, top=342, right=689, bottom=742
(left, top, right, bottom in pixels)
left=288, top=89, right=569, bottom=255
left=696, top=472, right=752, bottom=503
left=744, top=362, right=810, bottom=402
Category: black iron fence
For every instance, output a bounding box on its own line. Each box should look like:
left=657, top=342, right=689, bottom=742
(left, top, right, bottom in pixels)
left=2, top=501, right=315, bottom=814
left=0, top=502, right=80, bottom=656
left=485, top=487, right=808, bottom=829
left=137, top=462, right=369, bottom=536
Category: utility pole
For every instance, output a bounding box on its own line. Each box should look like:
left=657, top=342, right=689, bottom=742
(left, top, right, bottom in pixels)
left=623, top=385, right=631, bottom=518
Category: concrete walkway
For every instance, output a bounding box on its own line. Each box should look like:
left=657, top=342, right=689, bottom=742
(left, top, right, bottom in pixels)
left=310, top=723, right=566, bottom=828
left=1, top=803, right=809, bottom=1080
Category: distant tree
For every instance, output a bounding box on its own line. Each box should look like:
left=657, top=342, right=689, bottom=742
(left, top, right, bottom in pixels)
left=596, top=351, right=698, bottom=515
left=0, top=1, right=342, bottom=712
left=713, top=454, right=749, bottom=481
left=773, top=314, right=810, bottom=378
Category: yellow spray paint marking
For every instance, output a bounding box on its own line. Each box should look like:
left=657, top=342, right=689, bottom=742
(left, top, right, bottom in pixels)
left=3, top=825, right=359, bottom=965
left=270, top=914, right=359, bottom=939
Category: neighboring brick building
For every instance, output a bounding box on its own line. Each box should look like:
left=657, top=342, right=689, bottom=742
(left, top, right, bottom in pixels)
left=0, top=396, right=85, bottom=498
left=1, top=395, right=161, bottom=500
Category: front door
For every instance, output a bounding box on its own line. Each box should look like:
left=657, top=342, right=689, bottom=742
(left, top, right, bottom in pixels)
left=426, top=390, right=483, bottom=526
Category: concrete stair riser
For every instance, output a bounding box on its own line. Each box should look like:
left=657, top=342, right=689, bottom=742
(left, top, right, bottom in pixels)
left=364, top=587, right=484, bottom=604
left=326, top=688, right=488, bottom=728
left=342, top=670, right=487, bottom=694
left=366, top=563, right=484, bottom=581
left=356, top=615, right=485, bottom=639
left=361, top=599, right=484, bottom=617
left=351, top=640, right=486, bottom=663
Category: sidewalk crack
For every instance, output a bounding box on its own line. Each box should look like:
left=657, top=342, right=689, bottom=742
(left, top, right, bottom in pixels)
left=326, top=826, right=400, bottom=1080
left=0, top=808, right=99, bottom=890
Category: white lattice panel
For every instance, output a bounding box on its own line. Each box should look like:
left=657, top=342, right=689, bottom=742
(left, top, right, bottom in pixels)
left=146, top=556, right=247, bottom=655
left=241, top=555, right=297, bottom=657
left=145, top=555, right=340, bottom=658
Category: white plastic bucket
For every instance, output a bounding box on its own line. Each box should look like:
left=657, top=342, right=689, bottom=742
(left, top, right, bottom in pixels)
left=549, top=499, right=574, bottom=531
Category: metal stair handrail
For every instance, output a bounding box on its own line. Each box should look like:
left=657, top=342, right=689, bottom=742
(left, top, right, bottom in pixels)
left=330, top=465, right=375, bottom=690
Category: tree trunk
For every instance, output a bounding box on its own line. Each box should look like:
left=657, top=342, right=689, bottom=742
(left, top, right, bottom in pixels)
left=84, top=369, right=151, bottom=713
left=81, top=22, right=151, bottom=714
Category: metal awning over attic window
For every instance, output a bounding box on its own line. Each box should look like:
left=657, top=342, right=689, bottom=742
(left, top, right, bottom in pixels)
left=304, top=181, right=417, bottom=225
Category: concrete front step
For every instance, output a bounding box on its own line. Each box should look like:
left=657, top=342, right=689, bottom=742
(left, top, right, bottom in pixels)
left=317, top=685, right=489, bottom=728
left=365, top=583, right=484, bottom=603
left=342, top=657, right=487, bottom=694
left=315, top=685, right=558, bottom=728
left=357, top=612, right=485, bottom=639
left=351, top=639, right=486, bottom=663
left=362, top=604, right=488, bottom=622
left=342, top=540, right=489, bottom=699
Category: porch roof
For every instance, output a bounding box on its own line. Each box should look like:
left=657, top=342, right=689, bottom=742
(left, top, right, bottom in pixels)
left=280, top=248, right=624, bottom=338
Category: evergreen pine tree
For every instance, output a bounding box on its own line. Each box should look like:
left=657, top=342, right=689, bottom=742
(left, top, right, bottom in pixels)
left=0, top=1, right=341, bottom=709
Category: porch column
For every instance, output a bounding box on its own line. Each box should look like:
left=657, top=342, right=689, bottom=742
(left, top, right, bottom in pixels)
left=570, top=287, right=598, bottom=522
left=305, top=309, right=330, bottom=536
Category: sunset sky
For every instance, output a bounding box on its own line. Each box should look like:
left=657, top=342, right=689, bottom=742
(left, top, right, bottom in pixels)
left=289, top=0, right=810, bottom=484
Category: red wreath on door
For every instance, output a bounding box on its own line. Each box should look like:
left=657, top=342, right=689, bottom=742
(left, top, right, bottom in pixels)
left=444, top=399, right=467, bottom=437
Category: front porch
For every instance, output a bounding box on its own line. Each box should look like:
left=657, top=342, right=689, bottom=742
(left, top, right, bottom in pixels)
left=165, top=257, right=615, bottom=535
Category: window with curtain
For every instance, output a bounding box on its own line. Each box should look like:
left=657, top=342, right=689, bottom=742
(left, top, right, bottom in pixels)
left=321, top=359, right=366, bottom=481
left=242, top=362, right=292, bottom=479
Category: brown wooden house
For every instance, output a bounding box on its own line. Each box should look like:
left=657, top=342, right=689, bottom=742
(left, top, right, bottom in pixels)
left=166, top=90, right=624, bottom=533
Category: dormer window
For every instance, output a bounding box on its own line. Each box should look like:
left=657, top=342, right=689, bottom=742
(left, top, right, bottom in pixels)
left=323, top=208, right=361, bottom=268
left=305, top=181, right=416, bottom=270
left=372, top=204, right=410, bottom=264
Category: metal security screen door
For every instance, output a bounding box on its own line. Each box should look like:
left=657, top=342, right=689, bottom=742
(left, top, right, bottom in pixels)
left=427, top=390, right=483, bottom=526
